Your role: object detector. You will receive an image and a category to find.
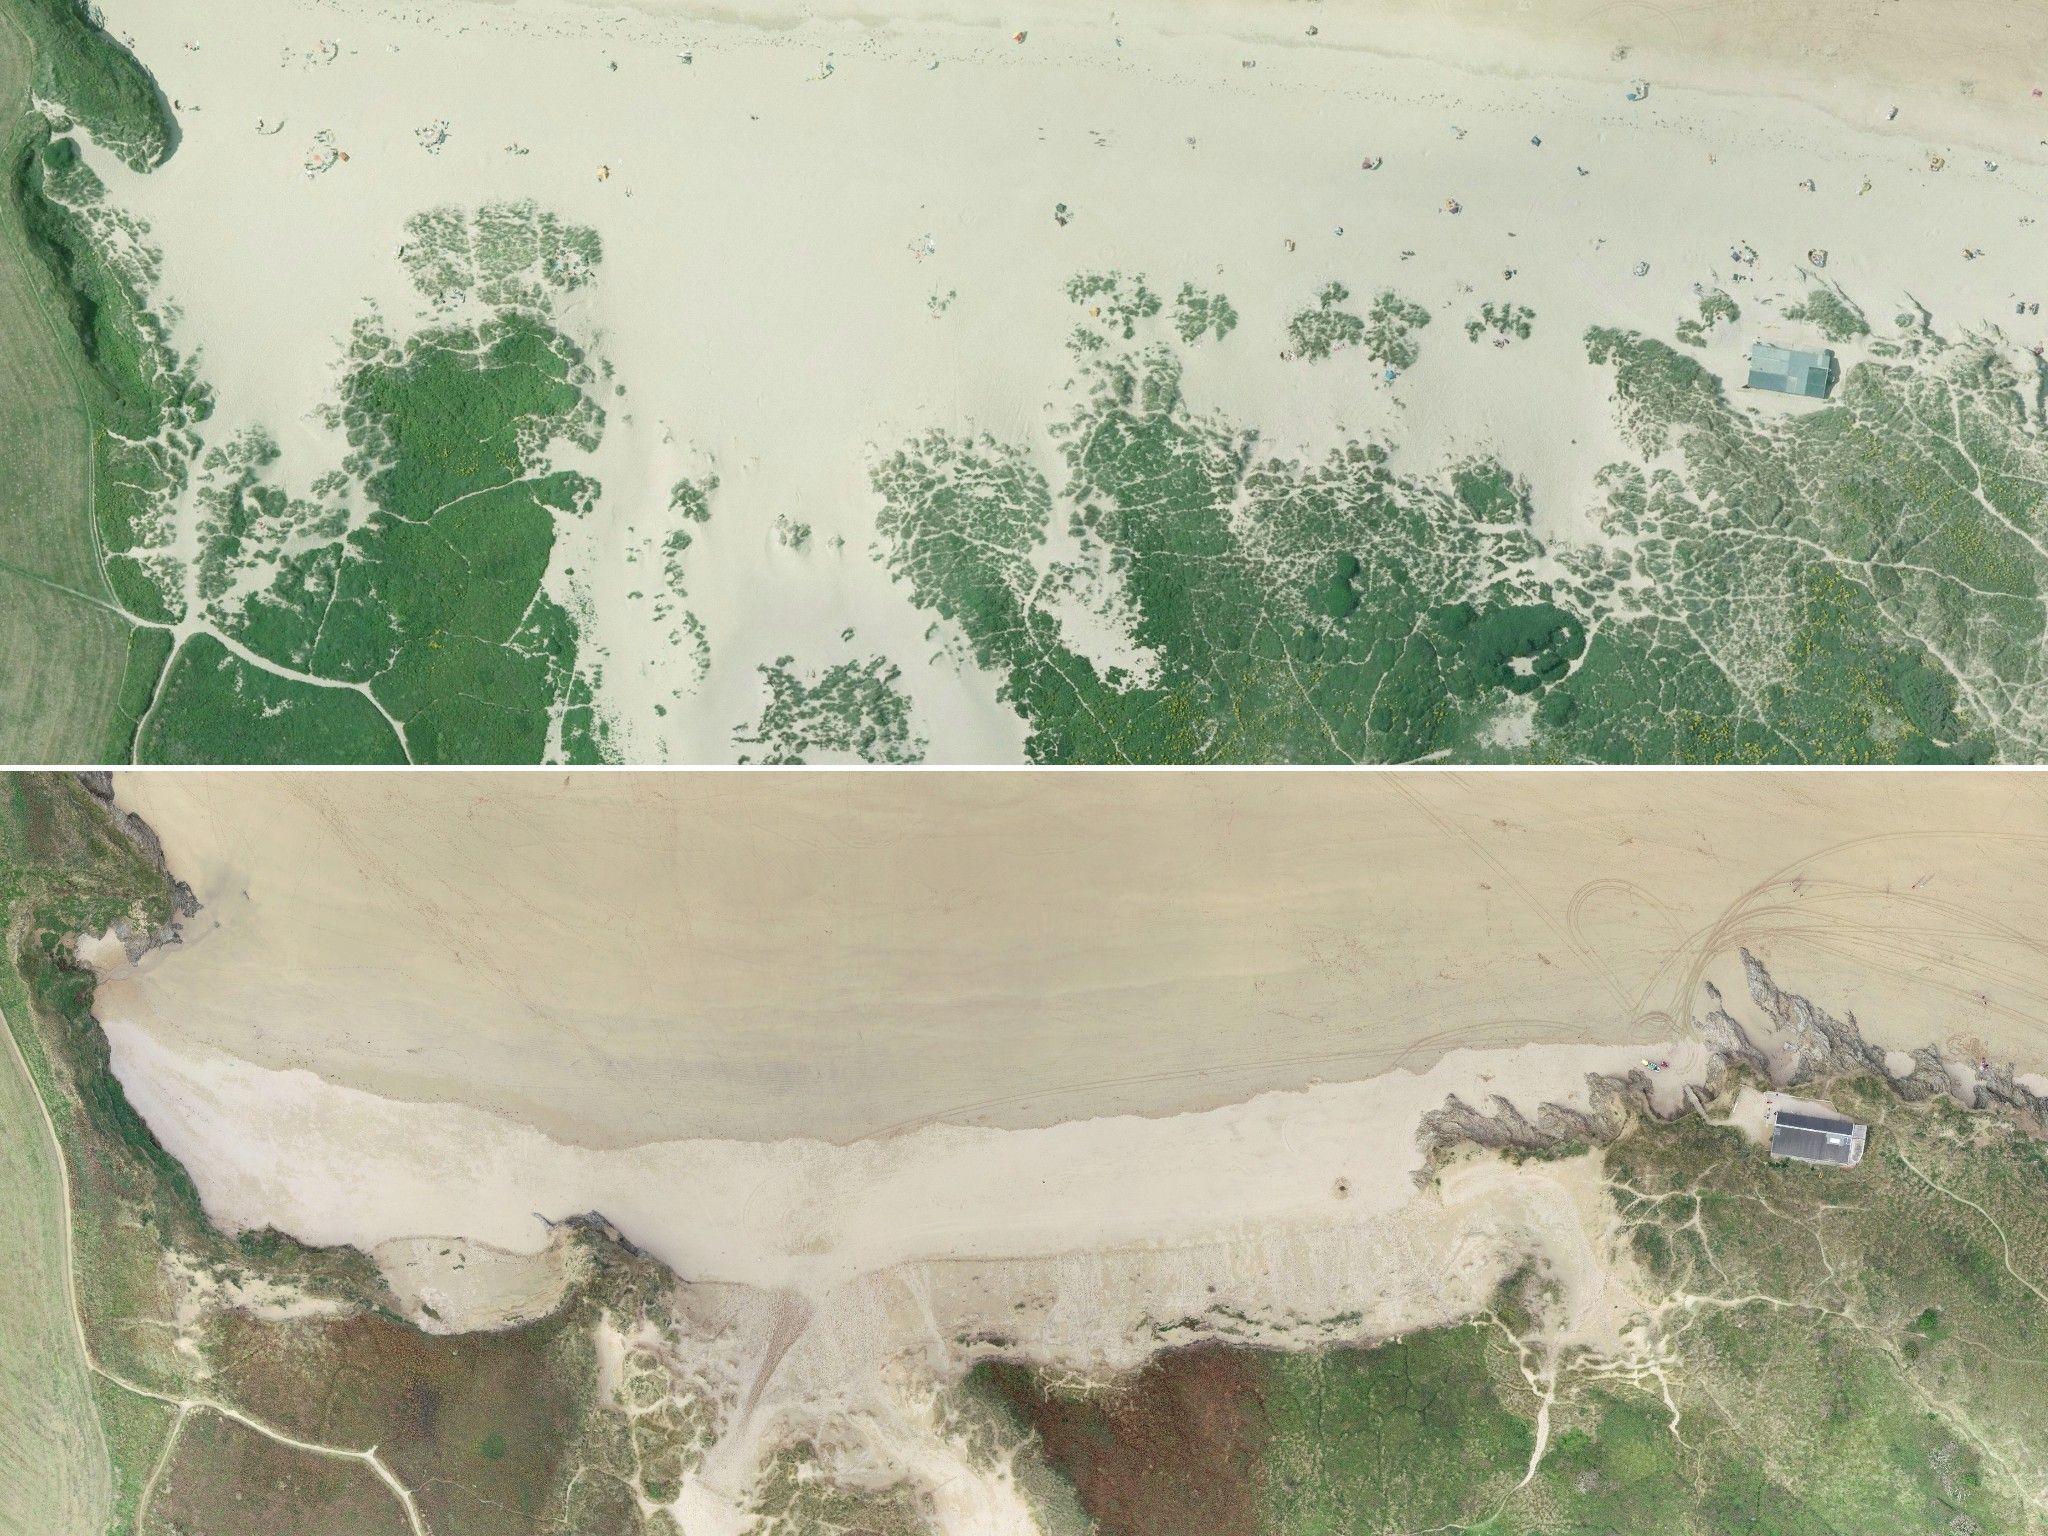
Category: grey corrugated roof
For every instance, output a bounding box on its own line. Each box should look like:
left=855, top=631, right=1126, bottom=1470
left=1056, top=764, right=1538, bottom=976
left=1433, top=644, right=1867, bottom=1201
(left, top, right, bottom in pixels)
left=1775, top=1110, right=1848, bottom=1133
left=1747, top=342, right=1835, bottom=399
left=1770, top=1109, right=1866, bottom=1166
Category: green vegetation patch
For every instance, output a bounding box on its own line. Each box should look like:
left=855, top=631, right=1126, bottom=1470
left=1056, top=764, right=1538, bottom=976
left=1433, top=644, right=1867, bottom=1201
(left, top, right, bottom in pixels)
left=1172, top=282, right=1238, bottom=344
left=136, top=633, right=406, bottom=764
left=736, top=651, right=927, bottom=764
left=1465, top=299, right=1534, bottom=345
left=400, top=199, right=601, bottom=313
left=16, top=128, right=209, bottom=628
left=1675, top=287, right=1739, bottom=347
left=137, top=202, right=617, bottom=764
left=8, top=0, right=177, bottom=170
left=1068, top=270, right=1162, bottom=341
left=1287, top=282, right=1430, bottom=366
left=1361, top=290, right=1432, bottom=369
left=11, top=111, right=618, bottom=763
left=985, top=1070, right=2047, bottom=1536
left=1286, top=281, right=1364, bottom=362
left=1784, top=285, right=1870, bottom=342
left=875, top=289, right=1583, bottom=763
left=1553, top=325, right=2027, bottom=761
left=644, top=471, right=717, bottom=684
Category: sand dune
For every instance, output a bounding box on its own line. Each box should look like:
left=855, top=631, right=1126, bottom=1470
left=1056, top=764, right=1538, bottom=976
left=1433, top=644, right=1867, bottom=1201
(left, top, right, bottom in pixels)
left=84, top=0, right=2048, bottom=759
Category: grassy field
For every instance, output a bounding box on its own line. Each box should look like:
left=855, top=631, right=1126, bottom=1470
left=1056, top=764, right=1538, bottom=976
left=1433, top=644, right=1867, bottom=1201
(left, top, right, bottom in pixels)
left=0, top=7, right=143, bottom=763
left=0, top=959, right=110, bottom=1536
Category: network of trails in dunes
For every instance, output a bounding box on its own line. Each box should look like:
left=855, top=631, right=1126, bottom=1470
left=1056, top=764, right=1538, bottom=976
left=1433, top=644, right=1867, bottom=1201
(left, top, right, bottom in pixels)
left=6, top=771, right=2048, bottom=1536
left=4, top=0, right=2048, bottom=762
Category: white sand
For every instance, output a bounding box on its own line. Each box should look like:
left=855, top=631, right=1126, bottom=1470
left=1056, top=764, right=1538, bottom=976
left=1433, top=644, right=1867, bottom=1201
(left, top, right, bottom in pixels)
left=84, top=0, right=2048, bottom=759
left=100, top=771, right=2048, bottom=1148
left=104, top=1016, right=1694, bottom=1293
left=105, top=1014, right=1685, bottom=1524
left=373, top=1235, right=588, bottom=1333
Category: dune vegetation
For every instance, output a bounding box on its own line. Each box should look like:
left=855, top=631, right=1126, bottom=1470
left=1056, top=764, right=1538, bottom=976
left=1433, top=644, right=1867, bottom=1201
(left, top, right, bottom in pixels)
left=979, top=1071, right=2048, bottom=1536
left=874, top=279, right=2044, bottom=764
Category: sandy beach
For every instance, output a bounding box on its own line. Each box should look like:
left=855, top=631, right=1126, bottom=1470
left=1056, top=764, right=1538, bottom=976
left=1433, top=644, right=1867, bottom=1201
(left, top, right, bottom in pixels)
left=80, top=0, right=2048, bottom=759
left=81, top=767, right=2048, bottom=1528
left=98, top=771, right=2048, bottom=1147
left=105, top=1004, right=1694, bottom=1530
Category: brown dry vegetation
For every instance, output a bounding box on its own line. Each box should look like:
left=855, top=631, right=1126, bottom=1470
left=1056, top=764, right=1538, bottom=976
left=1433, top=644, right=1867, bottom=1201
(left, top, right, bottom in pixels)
left=979, top=1347, right=1272, bottom=1536
left=141, top=1408, right=414, bottom=1536
left=202, top=1305, right=606, bottom=1536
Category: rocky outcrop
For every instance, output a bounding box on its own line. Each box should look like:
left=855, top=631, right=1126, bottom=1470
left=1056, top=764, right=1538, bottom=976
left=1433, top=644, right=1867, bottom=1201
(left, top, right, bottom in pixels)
left=1415, top=1070, right=1661, bottom=1169
left=75, top=771, right=198, bottom=934
left=1418, top=949, right=2048, bottom=1174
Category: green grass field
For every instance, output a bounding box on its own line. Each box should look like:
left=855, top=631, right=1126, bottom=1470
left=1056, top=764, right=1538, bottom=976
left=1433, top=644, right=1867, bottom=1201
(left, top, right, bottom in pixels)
left=0, top=7, right=159, bottom=763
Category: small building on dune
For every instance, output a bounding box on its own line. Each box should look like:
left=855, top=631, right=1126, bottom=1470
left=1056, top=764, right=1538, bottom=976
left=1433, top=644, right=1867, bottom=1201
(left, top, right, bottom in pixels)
left=1769, top=1108, right=1867, bottom=1167
left=1747, top=341, right=1836, bottom=399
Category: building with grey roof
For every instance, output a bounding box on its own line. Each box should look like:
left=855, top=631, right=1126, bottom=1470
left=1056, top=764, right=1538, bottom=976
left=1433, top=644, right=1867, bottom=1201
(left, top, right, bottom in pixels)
left=1769, top=1108, right=1867, bottom=1167
left=1747, top=341, right=1836, bottom=399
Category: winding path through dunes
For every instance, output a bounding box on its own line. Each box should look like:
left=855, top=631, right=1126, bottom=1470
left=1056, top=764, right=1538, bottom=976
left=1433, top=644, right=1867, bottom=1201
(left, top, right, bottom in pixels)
left=0, top=11, right=138, bottom=762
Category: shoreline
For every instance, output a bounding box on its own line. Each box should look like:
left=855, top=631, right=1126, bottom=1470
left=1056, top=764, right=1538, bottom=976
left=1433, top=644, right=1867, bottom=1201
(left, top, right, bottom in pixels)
left=98, top=771, right=2048, bottom=1148
left=36, top=768, right=2048, bottom=1534
left=96, top=938, right=2048, bottom=1303
left=520, top=0, right=2048, bottom=148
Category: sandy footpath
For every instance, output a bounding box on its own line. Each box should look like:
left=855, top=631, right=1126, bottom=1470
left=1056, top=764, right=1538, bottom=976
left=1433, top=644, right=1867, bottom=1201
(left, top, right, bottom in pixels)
left=98, top=772, right=2048, bottom=1148
left=84, top=0, right=2048, bottom=758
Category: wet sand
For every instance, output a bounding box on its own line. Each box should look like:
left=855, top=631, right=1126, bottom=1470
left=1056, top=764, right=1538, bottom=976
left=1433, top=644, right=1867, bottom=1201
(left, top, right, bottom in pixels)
left=100, top=771, right=2048, bottom=1147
